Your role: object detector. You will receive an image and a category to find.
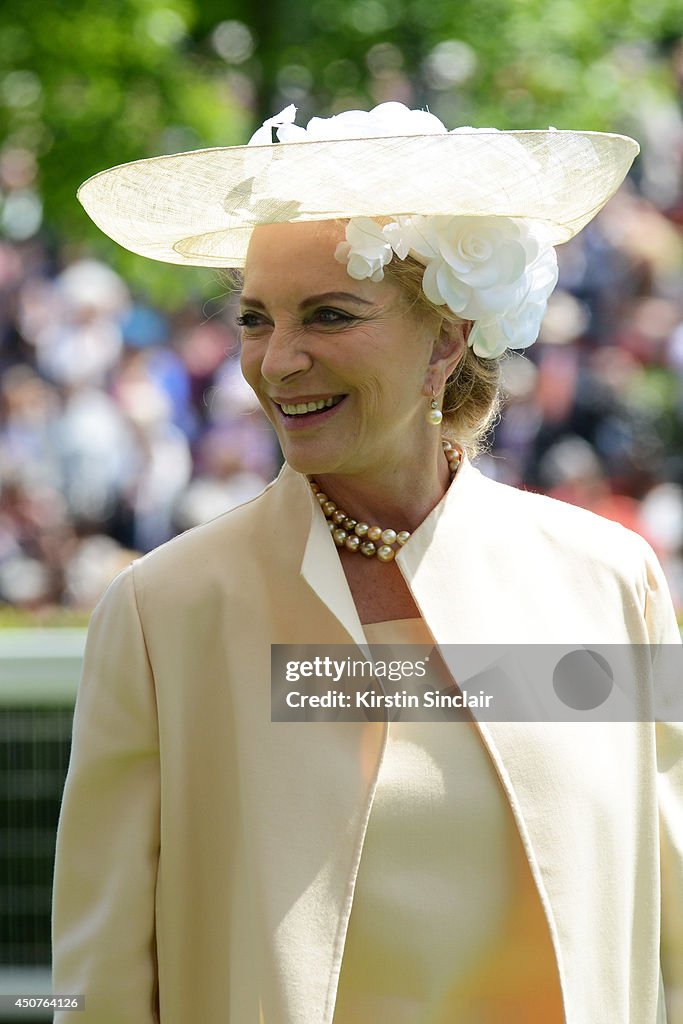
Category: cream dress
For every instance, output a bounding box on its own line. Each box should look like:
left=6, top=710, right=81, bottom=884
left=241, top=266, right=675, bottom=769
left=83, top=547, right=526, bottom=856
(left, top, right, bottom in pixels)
left=332, top=618, right=566, bottom=1024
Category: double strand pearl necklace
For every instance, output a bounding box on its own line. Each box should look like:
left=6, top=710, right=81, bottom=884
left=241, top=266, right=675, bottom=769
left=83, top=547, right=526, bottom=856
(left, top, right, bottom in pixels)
left=309, top=439, right=462, bottom=563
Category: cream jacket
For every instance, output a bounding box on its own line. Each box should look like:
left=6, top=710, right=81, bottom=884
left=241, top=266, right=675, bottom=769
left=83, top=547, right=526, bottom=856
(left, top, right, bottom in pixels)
left=52, top=457, right=683, bottom=1024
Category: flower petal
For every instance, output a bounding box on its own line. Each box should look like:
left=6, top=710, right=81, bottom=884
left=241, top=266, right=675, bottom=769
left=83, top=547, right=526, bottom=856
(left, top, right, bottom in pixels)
left=422, top=260, right=446, bottom=305
left=469, top=320, right=508, bottom=358
left=306, top=111, right=375, bottom=139
left=276, top=123, right=309, bottom=142
left=383, top=221, right=411, bottom=260
left=369, top=102, right=448, bottom=135
left=248, top=105, right=298, bottom=145
left=435, top=263, right=470, bottom=313
left=402, top=217, right=439, bottom=261
left=347, top=253, right=375, bottom=280
left=334, top=241, right=351, bottom=266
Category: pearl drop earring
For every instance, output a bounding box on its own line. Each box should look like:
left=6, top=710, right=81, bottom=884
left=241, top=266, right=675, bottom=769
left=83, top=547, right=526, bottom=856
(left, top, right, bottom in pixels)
left=426, top=389, right=443, bottom=426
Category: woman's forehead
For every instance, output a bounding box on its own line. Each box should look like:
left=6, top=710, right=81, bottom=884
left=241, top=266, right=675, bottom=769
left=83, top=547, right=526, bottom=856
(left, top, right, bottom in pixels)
left=246, top=221, right=345, bottom=265
left=243, top=221, right=379, bottom=300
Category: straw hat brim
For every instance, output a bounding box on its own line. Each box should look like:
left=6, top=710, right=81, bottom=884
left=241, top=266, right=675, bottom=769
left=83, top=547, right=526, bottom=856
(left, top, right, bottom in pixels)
left=77, top=130, right=639, bottom=268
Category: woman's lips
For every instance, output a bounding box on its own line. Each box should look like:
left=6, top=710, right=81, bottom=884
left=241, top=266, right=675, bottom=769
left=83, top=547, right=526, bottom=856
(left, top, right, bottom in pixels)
left=278, top=395, right=344, bottom=415
left=272, top=394, right=348, bottom=429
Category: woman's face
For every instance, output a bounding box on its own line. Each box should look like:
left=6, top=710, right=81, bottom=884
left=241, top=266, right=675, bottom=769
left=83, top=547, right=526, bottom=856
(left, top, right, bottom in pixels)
left=239, top=220, right=447, bottom=478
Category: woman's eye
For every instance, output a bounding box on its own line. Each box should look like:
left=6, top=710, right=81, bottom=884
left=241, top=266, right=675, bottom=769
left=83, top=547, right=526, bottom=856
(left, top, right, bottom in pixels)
left=236, top=312, right=263, bottom=329
left=236, top=308, right=354, bottom=329
left=314, top=308, right=353, bottom=324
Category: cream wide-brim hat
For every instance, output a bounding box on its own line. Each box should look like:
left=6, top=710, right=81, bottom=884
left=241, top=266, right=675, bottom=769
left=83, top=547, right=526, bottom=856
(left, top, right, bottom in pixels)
left=77, top=129, right=639, bottom=268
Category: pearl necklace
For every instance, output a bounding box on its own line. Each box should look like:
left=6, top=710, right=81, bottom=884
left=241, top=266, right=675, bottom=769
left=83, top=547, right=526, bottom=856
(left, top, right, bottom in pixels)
left=309, top=439, right=462, bottom=563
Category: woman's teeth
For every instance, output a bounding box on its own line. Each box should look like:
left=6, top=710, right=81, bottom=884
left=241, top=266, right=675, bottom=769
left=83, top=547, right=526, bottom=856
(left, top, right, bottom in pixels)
left=280, top=396, right=343, bottom=416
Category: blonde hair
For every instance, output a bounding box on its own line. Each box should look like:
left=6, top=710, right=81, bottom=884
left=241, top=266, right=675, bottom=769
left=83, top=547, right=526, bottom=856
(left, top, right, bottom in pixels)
left=383, top=255, right=503, bottom=458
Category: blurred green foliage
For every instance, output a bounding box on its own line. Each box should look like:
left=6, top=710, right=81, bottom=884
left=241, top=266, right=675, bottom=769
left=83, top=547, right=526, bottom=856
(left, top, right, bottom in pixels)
left=1, top=0, right=682, bottom=303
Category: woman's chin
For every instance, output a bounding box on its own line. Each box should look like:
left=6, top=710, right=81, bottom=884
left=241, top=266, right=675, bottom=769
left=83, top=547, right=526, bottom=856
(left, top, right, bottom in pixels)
left=278, top=440, right=345, bottom=478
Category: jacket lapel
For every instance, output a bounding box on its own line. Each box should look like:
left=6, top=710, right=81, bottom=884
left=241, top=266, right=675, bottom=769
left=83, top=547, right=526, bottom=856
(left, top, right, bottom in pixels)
left=299, top=469, right=367, bottom=648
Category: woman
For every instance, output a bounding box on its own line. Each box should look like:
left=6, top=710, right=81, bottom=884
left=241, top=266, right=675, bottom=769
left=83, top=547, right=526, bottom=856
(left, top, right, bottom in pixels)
left=52, top=103, right=683, bottom=1023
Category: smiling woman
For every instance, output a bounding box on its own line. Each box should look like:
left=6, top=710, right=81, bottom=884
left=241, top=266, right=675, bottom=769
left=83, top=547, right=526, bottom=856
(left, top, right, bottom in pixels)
left=52, top=102, right=683, bottom=1024
left=239, top=221, right=461, bottom=489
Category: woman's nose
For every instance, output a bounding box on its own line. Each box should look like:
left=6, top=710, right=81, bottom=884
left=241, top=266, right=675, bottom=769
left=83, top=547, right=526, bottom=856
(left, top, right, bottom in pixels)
left=259, top=323, right=313, bottom=384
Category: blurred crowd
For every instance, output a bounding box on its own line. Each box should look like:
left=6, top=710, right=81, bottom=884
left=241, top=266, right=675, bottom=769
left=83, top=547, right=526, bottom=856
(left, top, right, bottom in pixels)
left=0, top=246, right=280, bottom=610
left=1, top=179, right=683, bottom=616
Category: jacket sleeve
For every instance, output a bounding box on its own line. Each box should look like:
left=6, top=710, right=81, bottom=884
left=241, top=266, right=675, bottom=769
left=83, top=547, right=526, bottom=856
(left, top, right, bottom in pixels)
left=52, top=563, right=160, bottom=1023
left=643, top=544, right=683, bottom=1024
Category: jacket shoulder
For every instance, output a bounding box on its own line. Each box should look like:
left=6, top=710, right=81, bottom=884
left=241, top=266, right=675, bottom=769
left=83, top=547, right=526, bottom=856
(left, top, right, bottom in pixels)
left=110, top=469, right=298, bottom=608
left=474, top=470, right=654, bottom=576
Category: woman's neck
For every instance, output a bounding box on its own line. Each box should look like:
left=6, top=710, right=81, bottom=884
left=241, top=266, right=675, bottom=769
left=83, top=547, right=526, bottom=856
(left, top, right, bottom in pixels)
left=311, top=443, right=454, bottom=534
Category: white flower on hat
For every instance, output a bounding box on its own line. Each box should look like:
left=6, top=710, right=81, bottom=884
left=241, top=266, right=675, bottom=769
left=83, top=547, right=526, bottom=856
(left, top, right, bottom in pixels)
left=334, top=218, right=394, bottom=283
left=467, top=239, right=559, bottom=357
left=248, top=102, right=448, bottom=145
left=336, top=214, right=558, bottom=358
left=409, top=216, right=530, bottom=314
left=247, top=104, right=304, bottom=145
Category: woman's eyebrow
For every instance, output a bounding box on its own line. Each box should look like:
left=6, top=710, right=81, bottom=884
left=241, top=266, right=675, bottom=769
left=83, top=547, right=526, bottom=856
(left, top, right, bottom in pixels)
left=299, top=292, right=373, bottom=308
left=239, top=291, right=373, bottom=309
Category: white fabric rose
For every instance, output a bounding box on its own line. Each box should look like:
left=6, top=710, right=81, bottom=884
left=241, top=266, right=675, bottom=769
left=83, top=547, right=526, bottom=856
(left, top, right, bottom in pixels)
left=334, top=218, right=394, bottom=283
left=408, top=216, right=532, bottom=314
left=467, top=240, right=559, bottom=357
left=402, top=216, right=558, bottom=356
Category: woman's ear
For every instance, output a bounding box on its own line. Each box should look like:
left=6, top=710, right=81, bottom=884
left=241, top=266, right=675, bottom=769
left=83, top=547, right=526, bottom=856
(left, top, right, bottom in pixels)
left=429, top=319, right=471, bottom=381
